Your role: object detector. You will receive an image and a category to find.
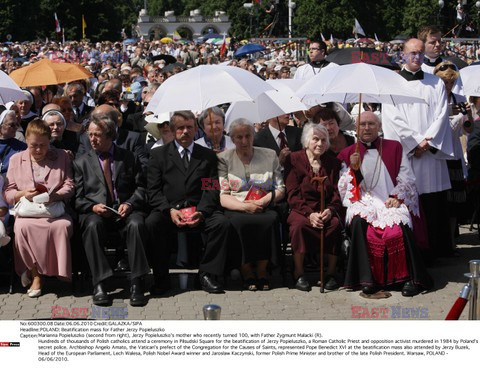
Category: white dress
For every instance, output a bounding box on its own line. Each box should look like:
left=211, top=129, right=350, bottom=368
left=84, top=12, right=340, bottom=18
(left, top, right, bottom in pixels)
left=381, top=72, right=454, bottom=194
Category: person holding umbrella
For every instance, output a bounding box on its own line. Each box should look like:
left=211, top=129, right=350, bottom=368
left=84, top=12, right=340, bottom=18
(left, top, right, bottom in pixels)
left=293, top=41, right=337, bottom=80
left=195, top=107, right=234, bottom=153
left=338, top=112, right=433, bottom=297
left=284, top=124, right=342, bottom=292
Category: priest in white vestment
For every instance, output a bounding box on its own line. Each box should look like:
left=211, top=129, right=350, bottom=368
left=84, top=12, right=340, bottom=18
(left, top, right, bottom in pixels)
left=382, top=38, right=455, bottom=260
left=338, top=112, right=433, bottom=296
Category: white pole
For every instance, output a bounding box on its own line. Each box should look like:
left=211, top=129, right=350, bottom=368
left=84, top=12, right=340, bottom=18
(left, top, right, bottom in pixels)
left=288, top=0, right=293, bottom=40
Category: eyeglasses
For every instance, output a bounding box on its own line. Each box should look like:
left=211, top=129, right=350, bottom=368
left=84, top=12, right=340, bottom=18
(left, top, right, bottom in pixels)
left=437, top=64, right=457, bottom=72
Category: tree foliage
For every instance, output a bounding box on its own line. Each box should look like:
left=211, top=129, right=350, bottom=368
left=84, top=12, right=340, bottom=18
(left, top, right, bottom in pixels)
left=0, top=0, right=469, bottom=42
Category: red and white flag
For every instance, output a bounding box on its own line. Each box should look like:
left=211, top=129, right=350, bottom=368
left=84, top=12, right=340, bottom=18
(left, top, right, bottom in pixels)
left=54, top=13, right=61, bottom=34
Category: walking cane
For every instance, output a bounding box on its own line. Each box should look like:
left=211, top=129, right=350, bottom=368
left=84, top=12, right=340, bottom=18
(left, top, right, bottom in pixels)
left=311, top=176, right=328, bottom=293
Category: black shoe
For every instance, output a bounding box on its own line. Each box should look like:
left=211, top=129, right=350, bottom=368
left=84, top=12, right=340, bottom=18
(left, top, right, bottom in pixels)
left=199, top=272, right=224, bottom=294
left=362, top=285, right=378, bottom=295
left=92, top=282, right=110, bottom=306
left=324, top=275, right=339, bottom=291
left=294, top=276, right=311, bottom=292
left=114, top=259, right=129, bottom=272
left=150, top=276, right=171, bottom=296
left=130, top=278, right=147, bottom=307
left=401, top=281, right=420, bottom=297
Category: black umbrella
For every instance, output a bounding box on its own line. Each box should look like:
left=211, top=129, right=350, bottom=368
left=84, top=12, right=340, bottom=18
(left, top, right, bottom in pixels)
left=393, top=34, right=409, bottom=41
left=162, top=62, right=187, bottom=73
left=326, top=47, right=400, bottom=70
left=443, top=56, right=469, bottom=69
left=151, top=54, right=177, bottom=65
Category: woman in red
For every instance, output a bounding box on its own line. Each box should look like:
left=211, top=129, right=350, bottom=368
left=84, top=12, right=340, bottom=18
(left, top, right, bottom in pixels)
left=284, top=124, right=343, bottom=292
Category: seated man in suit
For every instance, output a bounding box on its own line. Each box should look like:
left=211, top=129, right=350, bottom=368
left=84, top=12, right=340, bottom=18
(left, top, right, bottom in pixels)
left=77, top=104, right=148, bottom=170
left=253, top=113, right=302, bottom=166
left=73, top=113, right=150, bottom=307
left=145, top=110, right=230, bottom=295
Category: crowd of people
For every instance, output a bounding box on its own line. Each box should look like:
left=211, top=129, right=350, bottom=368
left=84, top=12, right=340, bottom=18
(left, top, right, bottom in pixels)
left=0, top=24, right=479, bottom=308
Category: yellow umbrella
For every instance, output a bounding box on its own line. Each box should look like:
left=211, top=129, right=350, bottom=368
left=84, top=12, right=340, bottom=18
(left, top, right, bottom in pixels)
left=9, top=58, right=93, bottom=87
left=160, top=37, right=173, bottom=44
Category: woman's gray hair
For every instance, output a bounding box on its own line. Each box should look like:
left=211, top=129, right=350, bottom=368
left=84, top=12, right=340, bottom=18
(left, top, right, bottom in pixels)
left=301, top=123, right=330, bottom=150
left=198, top=107, right=225, bottom=128
left=228, top=118, right=255, bottom=138
left=42, top=110, right=66, bottom=127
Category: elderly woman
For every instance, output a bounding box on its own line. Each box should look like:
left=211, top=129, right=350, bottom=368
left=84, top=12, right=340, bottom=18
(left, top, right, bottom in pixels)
left=16, top=90, right=38, bottom=132
left=314, top=108, right=355, bottom=156
left=0, top=110, right=27, bottom=177
left=42, top=110, right=79, bottom=154
left=195, top=107, right=235, bottom=153
left=217, top=118, right=285, bottom=291
left=434, top=61, right=472, bottom=254
left=4, top=119, right=74, bottom=297
left=284, top=124, right=342, bottom=291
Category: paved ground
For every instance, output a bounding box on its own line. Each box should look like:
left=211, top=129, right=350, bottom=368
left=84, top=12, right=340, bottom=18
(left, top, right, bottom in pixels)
left=0, top=225, right=478, bottom=320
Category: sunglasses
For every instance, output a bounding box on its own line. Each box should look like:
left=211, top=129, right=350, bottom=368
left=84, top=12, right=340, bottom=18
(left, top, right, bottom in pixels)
left=437, top=64, right=457, bottom=72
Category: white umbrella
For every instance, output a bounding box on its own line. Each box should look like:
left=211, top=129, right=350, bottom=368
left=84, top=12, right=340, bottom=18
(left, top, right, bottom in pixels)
left=266, top=78, right=306, bottom=93
left=0, top=70, right=29, bottom=104
left=460, top=65, right=480, bottom=96
left=146, top=65, right=274, bottom=115
left=225, top=79, right=307, bottom=127
left=295, top=62, right=426, bottom=106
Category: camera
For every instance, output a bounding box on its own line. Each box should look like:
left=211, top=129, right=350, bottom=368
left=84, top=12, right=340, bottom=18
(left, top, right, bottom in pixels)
left=456, top=102, right=468, bottom=115
left=121, top=91, right=135, bottom=101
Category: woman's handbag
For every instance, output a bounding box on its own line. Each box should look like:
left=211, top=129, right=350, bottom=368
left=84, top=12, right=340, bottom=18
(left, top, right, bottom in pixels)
left=13, top=196, right=65, bottom=218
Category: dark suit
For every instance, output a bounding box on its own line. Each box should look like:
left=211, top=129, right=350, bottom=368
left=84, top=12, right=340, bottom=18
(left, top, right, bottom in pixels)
left=125, top=111, right=148, bottom=133
left=73, top=104, right=93, bottom=124
left=253, top=125, right=303, bottom=155
left=73, top=145, right=150, bottom=286
left=145, top=141, right=229, bottom=280
left=77, top=128, right=148, bottom=170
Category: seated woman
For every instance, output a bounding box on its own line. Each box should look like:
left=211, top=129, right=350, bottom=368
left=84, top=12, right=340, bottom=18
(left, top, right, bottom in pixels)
left=313, top=108, right=355, bottom=156
left=0, top=110, right=27, bottom=177
left=337, top=112, right=433, bottom=296
left=284, top=124, right=343, bottom=292
left=195, top=107, right=235, bottom=153
left=4, top=119, right=75, bottom=297
left=217, top=118, right=285, bottom=291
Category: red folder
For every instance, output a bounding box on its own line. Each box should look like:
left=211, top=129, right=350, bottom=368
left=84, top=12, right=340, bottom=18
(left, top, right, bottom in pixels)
left=180, top=206, right=196, bottom=222
left=244, top=185, right=267, bottom=201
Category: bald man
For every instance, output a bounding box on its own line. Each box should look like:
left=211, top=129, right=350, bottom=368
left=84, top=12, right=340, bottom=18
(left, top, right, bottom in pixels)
left=382, top=38, right=454, bottom=260
left=338, top=111, right=433, bottom=296
left=77, top=104, right=148, bottom=169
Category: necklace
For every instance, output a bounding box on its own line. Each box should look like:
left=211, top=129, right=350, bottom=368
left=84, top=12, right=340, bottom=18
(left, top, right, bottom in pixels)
left=360, top=138, right=383, bottom=195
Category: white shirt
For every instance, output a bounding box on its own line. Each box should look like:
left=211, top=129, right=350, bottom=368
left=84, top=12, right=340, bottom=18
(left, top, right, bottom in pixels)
left=268, top=124, right=286, bottom=149
left=382, top=72, right=453, bottom=194
left=174, top=141, right=194, bottom=161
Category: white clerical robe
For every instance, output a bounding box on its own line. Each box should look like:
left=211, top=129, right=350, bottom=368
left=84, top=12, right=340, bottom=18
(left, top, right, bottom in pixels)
left=338, top=146, right=418, bottom=229
left=381, top=73, right=454, bottom=194
left=293, top=61, right=338, bottom=80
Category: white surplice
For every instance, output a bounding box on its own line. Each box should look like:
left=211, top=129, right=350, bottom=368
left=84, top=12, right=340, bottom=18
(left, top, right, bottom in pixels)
left=381, top=72, right=454, bottom=194
left=338, top=146, right=419, bottom=229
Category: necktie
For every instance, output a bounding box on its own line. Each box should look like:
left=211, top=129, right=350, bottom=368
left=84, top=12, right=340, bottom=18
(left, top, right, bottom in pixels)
left=182, top=148, right=190, bottom=170
left=100, top=152, right=114, bottom=205
left=278, top=131, right=288, bottom=150
left=76, top=107, right=81, bottom=118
